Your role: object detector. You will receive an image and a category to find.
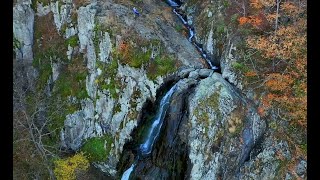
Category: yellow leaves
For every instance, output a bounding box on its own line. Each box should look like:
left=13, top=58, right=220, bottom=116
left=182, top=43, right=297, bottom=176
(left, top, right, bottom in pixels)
left=54, top=152, right=90, bottom=180
left=281, top=2, right=300, bottom=16
left=266, top=13, right=278, bottom=23
left=250, top=0, right=263, bottom=9
left=260, top=0, right=276, bottom=7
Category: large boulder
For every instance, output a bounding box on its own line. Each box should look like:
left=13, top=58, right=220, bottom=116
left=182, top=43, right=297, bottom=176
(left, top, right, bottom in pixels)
left=186, top=72, right=266, bottom=179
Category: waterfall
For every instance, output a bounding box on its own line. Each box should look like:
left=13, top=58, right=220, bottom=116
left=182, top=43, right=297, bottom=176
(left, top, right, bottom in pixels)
left=121, top=84, right=178, bottom=180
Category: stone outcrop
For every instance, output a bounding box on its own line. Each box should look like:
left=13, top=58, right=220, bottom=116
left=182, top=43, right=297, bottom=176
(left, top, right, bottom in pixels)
left=13, top=1, right=34, bottom=62
left=187, top=72, right=266, bottom=179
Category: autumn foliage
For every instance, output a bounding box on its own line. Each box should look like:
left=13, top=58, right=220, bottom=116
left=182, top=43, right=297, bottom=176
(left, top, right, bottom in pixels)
left=238, top=0, right=307, bottom=128
left=54, top=152, right=90, bottom=180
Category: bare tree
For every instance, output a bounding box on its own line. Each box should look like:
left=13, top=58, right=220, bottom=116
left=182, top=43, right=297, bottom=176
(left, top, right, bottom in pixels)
left=13, top=59, right=69, bottom=179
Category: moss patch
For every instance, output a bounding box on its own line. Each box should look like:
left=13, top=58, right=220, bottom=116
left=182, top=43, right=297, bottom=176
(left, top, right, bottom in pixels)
left=81, top=135, right=113, bottom=162
left=65, top=35, right=79, bottom=48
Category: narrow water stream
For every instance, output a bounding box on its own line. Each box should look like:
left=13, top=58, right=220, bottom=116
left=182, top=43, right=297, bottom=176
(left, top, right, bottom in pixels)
left=170, top=1, right=220, bottom=71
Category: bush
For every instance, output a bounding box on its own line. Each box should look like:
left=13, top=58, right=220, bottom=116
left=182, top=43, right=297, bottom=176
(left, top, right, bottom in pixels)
left=54, top=152, right=89, bottom=180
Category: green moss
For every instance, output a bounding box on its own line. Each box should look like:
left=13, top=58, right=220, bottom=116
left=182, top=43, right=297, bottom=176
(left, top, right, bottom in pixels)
left=54, top=69, right=89, bottom=100
left=81, top=135, right=113, bottom=162
left=147, top=55, right=177, bottom=80
left=222, top=0, right=230, bottom=8
left=231, top=61, right=249, bottom=73
left=230, top=13, right=239, bottom=24
left=130, top=49, right=152, bottom=68
left=96, top=58, right=121, bottom=99
left=13, top=37, right=21, bottom=49
left=216, top=21, right=227, bottom=35
left=174, top=24, right=184, bottom=33
left=65, top=35, right=79, bottom=48
left=193, top=88, right=223, bottom=135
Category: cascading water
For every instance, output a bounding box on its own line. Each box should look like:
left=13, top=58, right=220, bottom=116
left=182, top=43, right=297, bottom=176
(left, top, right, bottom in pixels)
left=168, top=0, right=220, bottom=71
left=121, top=84, right=178, bottom=180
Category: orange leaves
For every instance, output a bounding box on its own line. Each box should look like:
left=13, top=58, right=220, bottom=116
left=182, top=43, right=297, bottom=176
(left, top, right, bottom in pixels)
left=119, top=41, right=128, bottom=52
left=238, top=17, right=249, bottom=25
left=257, top=106, right=265, bottom=116
left=265, top=73, right=294, bottom=92
left=238, top=15, right=262, bottom=27
left=244, top=71, right=258, bottom=77
left=246, top=24, right=306, bottom=60
left=238, top=13, right=270, bottom=30
left=241, top=0, right=307, bottom=130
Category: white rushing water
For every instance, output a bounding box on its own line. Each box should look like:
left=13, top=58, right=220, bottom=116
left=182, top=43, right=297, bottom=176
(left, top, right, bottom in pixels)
left=121, top=164, right=135, bottom=180
left=121, top=84, right=178, bottom=179
left=173, top=9, right=187, bottom=25
left=139, top=84, right=177, bottom=155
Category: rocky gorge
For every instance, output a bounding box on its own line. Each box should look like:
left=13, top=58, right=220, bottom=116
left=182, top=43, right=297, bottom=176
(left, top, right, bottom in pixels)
left=13, top=0, right=307, bottom=179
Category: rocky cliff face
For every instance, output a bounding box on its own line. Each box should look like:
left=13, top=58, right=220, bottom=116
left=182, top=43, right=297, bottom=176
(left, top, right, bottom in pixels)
left=177, top=0, right=307, bottom=179
left=13, top=0, right=306, bottom=179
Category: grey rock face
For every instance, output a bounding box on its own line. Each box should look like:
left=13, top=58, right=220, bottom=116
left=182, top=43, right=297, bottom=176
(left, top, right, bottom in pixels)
left=96, top=0, right=204, bottom=68
left=36, top=2, right=50, bottom=16
left=296, top=159, right=307, bottom=177
left=78, top=3, right=97, bottom=52
left=65, top=27, right=78, bottom=39
left=98, top=32, right=112, bottom=63
left=180, top=0, right=243, bottom=89
left=177, top=67, right=195, bottom=78
left=221, top=42, right=243, bottom=90
left=51, top=61, right=60, bottom=82
left=198, top=69, right=214, bottom=78
left=186, top=72, right=266, bottom=179
left=60, top=98, right=103, bottom=150
left=50, top=0, right=73, bottom=32
left=13, top=3, right=34, bottom=62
